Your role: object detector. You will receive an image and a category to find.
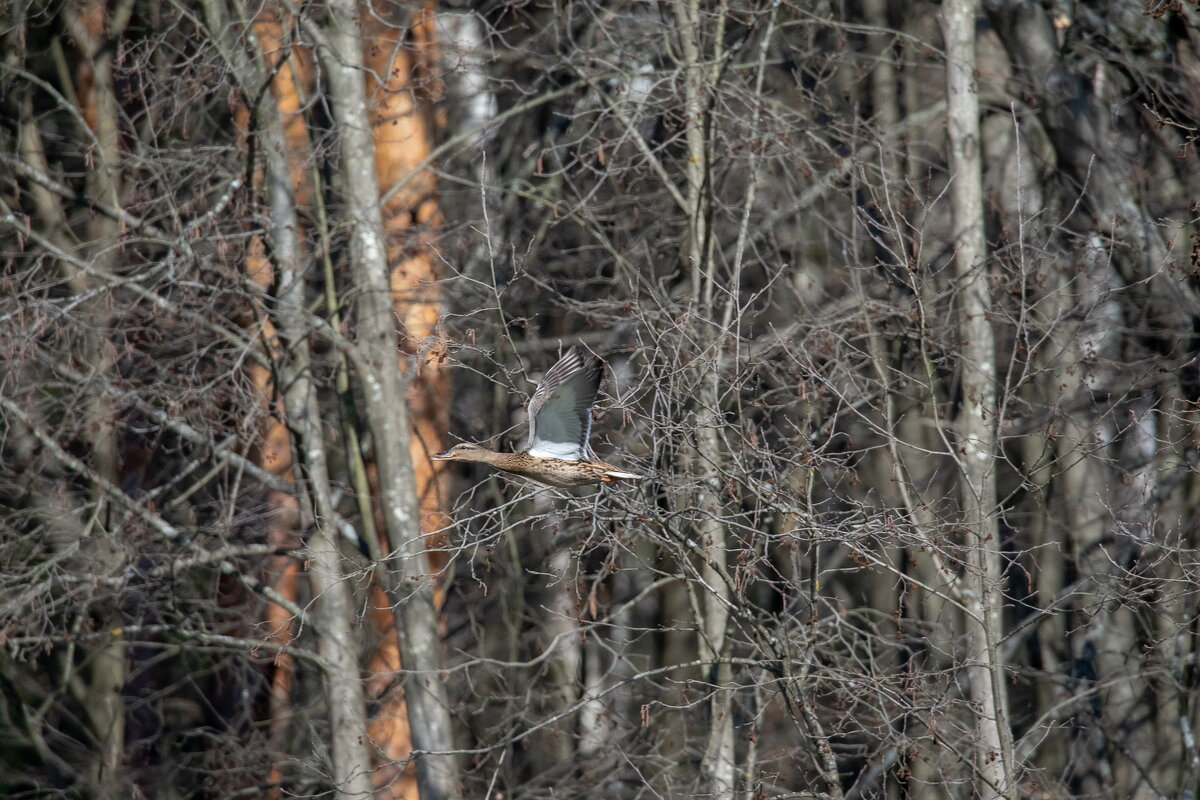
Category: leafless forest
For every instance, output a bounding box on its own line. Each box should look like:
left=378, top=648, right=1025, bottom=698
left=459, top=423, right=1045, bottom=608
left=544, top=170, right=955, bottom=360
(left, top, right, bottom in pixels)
left=3, top=1, right=1200, bottom=798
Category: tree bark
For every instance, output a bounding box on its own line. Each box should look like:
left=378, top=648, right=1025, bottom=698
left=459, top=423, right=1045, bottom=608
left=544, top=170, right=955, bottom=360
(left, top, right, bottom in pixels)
left=941, top=1, right=1015, bottom=797
left=62, top=2, right=130, bottom=792
left=245, top=12, right=315, bottom=798
left=360, top=9, right=451, bottom=794
left=312, top=3, right=461, bottom=798
left=671, top=1, right=734, bottom=794
left=261, top=56, right=377, bottom=800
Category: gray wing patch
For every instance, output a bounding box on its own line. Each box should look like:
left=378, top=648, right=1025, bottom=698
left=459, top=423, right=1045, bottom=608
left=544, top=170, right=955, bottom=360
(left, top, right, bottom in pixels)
left=526, top=346, right=602, bottom=460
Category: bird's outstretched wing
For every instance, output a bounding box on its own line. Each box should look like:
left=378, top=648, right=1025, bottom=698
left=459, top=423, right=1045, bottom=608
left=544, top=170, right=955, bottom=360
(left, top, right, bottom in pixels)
left=526, top=345, right=602, bottom=461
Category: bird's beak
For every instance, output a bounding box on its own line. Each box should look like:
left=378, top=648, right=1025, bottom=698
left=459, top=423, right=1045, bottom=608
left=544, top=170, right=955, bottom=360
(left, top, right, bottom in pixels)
left=431, top=451, right=452, bottom=461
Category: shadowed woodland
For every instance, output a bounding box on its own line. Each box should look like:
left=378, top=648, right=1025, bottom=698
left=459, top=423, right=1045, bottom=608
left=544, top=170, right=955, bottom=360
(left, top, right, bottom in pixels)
left=3, top=1, right=1200, bottom=798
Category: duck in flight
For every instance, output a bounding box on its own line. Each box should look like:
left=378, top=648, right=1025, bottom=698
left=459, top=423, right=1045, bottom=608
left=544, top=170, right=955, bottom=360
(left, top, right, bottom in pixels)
left=432, top=346, right=643, bottom=488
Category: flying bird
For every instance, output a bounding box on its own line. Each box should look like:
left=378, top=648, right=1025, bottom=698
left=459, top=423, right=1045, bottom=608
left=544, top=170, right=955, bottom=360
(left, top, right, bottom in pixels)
left=432, top=346, right=642, bottom=488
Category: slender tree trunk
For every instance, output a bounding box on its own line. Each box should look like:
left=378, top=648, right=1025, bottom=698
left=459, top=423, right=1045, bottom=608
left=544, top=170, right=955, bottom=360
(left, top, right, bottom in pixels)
left=941, top=1, right=1015, bottom=797
left=671, top=0, right=734, bottom=793
left=244, top=12, right=316, bottom=797
left=537, top=502, right=582, bottom=769
left=360, top=9, right=451, bottom=794
left=260, top=49, right=378, bottom=800
left=63, top=2, right=129, bottom=792
left=202, top=3, right=319, bottom=794
left=272, top=174, right=376, bottom=800
left=313, top=3, right=461, bottom=797
left=861, top=0, right=903, bottom=654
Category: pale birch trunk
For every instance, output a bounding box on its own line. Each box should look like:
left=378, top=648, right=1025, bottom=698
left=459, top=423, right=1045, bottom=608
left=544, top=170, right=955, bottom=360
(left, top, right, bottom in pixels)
left=941, top=1, right=1015, bottom=796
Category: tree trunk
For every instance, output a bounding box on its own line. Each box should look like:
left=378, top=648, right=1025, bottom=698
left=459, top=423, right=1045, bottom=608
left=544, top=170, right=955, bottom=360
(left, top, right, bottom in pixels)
left=360, top=9, right=451, bottom=794
left=63, top=2, right=130, bottom=793
left=244, top=11, right=315, bottom=797
left=941, top=0, right=1015, bottom=796
left=313, top=3, right=461, bottom=797
left=671, top=0, right=735, bottom=793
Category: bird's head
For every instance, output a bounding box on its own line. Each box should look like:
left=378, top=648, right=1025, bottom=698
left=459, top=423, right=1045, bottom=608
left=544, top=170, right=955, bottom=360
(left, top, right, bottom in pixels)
left=431, top=442, right=492, bottom=463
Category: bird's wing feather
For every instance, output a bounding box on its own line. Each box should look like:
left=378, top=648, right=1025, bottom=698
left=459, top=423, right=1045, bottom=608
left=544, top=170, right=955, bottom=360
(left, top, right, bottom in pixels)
left=526, top=346, right=602, bottom=460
